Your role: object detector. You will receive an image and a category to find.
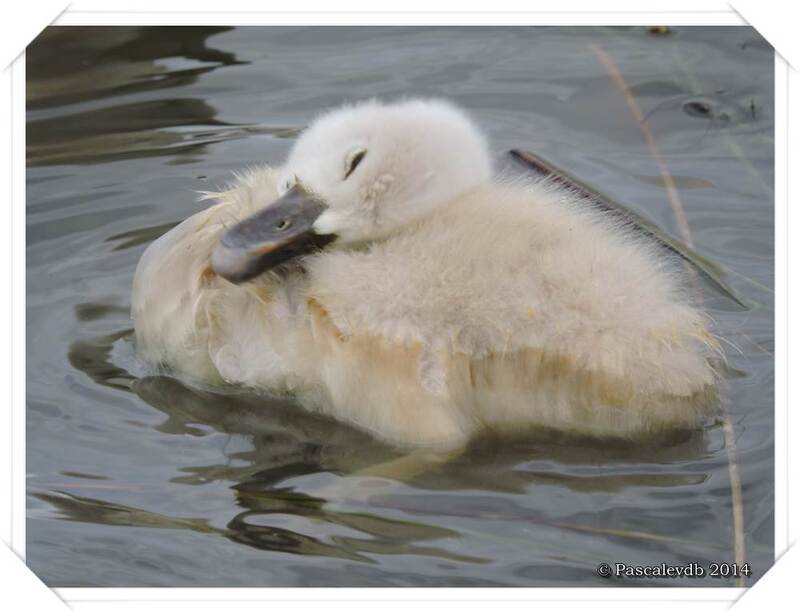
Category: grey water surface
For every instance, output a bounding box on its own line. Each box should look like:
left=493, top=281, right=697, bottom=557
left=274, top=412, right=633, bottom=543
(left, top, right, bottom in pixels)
left=26, top=26, right=774, bottom=587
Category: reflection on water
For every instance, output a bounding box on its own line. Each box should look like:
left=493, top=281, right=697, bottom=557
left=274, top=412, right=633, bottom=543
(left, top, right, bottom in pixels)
left=27, top=27, right=300, bottom=167
left=27, top=26, right=774, bottom=587
left=56, top=322, right=727, bottom=578
left=26, top=26, right=243, bottom=109
left=36, top=486, right=488, bottom=566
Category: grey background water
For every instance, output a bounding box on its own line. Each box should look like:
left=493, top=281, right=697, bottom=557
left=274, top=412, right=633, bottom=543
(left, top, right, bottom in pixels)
left=26, top=26, right=774, bottom=587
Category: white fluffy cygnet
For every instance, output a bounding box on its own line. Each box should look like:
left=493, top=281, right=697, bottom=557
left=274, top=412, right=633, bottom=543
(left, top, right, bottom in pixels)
left=132, top=98, right=720, bottom=450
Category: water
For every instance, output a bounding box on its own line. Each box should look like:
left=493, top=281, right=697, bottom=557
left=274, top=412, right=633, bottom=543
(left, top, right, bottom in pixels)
left=26, top=26, right=774, bottom=587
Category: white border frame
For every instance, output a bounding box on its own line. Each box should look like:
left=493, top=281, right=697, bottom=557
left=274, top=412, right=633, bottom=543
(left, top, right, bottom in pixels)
left=4, top=2, right=794, bottom=611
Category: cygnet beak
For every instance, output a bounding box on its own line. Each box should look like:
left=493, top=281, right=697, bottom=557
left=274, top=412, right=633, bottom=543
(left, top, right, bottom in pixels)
left=211, top=185, right=336, bottom=283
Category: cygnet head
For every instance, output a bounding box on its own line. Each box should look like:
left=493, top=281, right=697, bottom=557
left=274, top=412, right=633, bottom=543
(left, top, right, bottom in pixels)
left=212, top=98, right=492, bottom=283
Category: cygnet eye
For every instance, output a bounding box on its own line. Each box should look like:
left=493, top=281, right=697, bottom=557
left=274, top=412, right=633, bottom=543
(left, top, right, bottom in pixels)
left=275, top=218, right=292, bottom=231
left=282, top=174, right=298, bottom=194
left=344, top=148, right=367, bottom=180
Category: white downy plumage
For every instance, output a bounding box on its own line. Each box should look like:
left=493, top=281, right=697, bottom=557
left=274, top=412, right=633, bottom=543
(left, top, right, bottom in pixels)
left=132, top=98, right=720, bottom=450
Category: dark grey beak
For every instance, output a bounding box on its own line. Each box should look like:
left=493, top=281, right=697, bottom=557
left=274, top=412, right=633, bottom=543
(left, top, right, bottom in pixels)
left=211, top=185, right=336, bottom=283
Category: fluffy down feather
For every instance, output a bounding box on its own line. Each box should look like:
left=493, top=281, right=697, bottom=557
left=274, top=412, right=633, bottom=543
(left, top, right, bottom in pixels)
left=132, top=99, right=720, bottom=450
